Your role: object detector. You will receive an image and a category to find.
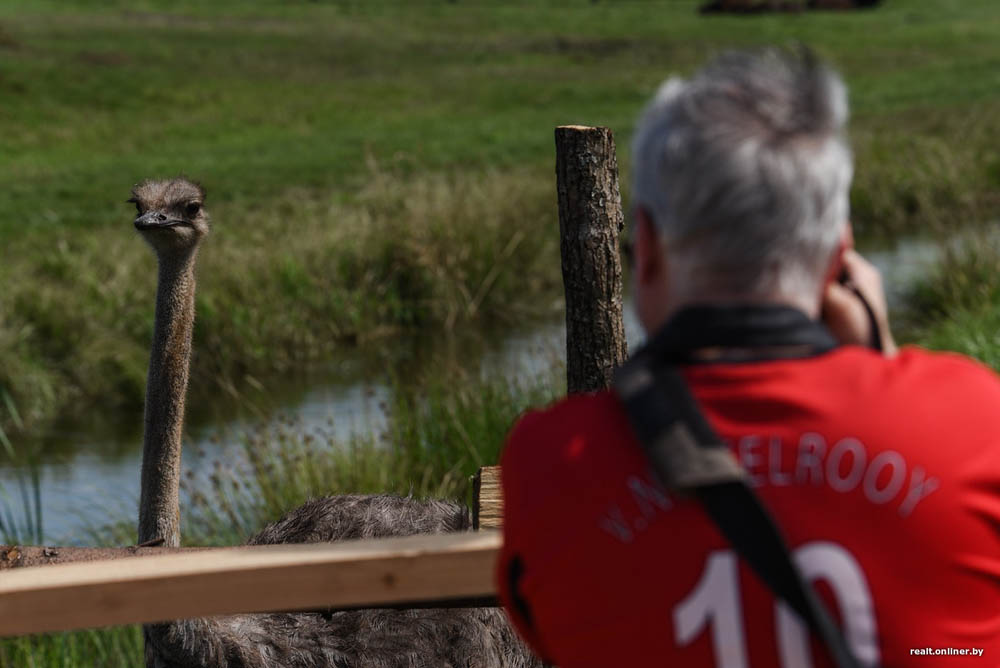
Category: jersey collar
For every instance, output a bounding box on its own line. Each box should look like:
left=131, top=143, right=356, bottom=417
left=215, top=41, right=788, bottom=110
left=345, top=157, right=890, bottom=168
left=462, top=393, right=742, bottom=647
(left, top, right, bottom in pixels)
left=644, top=304, right=839, bottom=365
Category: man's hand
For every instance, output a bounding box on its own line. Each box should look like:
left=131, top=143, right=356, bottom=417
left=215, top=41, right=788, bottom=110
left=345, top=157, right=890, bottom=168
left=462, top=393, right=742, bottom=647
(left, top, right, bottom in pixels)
left=822, top=249, right=898, bottom=356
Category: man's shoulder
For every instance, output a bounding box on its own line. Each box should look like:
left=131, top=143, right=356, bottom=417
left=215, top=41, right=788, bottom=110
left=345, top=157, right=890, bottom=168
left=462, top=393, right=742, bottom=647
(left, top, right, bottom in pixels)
left=764, top=346, right=1000, bottom=486
left=870, top=345, right=1000, bottom=409
left=501, top=391, right=629, bottom=480
left=509, top=390, right=621, bottom=432
left=791, top=344, right=1000, bottom=409
left=888, top=345, right=997, bottom=376
left=502, top=346, right=1000, bottom=451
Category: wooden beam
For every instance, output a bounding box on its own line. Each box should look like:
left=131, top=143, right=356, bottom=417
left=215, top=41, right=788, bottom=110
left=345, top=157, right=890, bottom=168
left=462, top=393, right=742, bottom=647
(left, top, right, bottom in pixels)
left=0, top=465, right=509, bottom=569
left=0, top=544, right=210, bottom=569
left=0, top=532, right=500, bottom=637
left=473, top=466, right=504, bottom=530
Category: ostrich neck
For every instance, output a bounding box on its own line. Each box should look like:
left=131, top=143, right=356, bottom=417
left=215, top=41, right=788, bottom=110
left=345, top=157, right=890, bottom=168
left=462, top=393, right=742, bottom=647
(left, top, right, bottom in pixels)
left=138, top=249, right=198, bottom=547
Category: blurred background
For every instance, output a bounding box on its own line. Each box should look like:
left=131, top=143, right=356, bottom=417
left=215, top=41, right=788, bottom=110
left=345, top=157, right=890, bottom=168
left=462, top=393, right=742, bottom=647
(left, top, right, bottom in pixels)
left=0, top=1, right=998, bottom=662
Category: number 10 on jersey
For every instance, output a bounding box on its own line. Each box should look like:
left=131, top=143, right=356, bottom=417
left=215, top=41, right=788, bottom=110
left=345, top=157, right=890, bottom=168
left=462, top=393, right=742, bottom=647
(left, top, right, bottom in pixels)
left=674, top=542, right=880, bottom=667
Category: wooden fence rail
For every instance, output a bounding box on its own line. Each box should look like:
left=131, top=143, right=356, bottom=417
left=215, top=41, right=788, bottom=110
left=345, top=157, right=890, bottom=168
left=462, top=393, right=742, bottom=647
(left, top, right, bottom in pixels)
left=0, top=532, right=500, bottom=637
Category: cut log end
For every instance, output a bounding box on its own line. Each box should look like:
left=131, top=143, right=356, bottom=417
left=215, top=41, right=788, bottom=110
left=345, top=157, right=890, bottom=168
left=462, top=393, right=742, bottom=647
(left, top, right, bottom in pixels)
left=473, top=466, right=504, bottom=531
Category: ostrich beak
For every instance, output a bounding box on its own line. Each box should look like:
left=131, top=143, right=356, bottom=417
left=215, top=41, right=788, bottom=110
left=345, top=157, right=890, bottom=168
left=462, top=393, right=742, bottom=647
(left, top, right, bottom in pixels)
left=135, top=211, right=185, bottom=230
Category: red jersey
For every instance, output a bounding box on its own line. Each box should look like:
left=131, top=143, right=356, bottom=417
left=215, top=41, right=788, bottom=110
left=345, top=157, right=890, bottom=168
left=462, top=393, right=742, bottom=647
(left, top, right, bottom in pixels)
left=498, top=344, right=1000, bottom=667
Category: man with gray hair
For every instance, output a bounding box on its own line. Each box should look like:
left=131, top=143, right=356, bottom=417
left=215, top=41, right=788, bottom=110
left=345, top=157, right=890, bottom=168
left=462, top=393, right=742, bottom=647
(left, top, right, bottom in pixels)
left=497, top=48, right=1000, bottom=666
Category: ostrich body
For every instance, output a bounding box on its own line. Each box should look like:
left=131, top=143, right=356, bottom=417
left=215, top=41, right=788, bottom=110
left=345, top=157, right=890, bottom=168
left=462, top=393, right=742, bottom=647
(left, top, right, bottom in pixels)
left=132, top=179, right=540, bottom=668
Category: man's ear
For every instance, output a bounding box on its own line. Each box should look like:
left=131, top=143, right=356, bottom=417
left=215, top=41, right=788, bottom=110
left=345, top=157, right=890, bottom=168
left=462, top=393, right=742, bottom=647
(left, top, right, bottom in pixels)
left=634, top=208, right=664, bottom=285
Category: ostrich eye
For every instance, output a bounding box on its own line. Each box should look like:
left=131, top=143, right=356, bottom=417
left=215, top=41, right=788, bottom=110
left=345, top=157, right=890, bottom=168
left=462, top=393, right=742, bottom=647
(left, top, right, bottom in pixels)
left=186, top=202, right=201, bottom=217
left=126, top=198, right=142, bottom=214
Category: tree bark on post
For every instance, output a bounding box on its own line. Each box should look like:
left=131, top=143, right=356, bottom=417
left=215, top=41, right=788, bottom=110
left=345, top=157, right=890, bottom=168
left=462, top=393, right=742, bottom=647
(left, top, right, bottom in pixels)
left=555, top=125, right=628, bottom=394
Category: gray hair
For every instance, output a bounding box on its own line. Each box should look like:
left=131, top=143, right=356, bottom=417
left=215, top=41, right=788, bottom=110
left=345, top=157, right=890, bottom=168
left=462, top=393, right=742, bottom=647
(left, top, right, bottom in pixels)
left=631, top=47, right=853, bottom=303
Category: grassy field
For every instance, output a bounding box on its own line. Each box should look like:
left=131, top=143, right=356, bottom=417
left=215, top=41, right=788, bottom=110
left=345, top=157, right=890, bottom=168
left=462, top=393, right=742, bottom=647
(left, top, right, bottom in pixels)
left=2, top=0, right=1000, bottom=431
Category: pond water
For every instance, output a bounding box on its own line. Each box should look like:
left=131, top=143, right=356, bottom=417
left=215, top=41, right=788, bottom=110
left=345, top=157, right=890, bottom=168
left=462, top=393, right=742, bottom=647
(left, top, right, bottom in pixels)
left=0, top=236, right=942, bottom=543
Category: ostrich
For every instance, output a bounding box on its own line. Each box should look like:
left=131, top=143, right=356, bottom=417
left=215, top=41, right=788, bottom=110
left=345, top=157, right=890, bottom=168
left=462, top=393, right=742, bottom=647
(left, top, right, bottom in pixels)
left=131, top=179, right=541, bottom=668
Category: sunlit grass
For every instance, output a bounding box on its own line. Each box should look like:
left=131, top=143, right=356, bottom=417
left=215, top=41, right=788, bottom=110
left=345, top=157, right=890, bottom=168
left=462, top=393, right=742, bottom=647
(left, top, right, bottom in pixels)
left=0, top=164, right=561, bottom=431
left=0, top=627, right=143, bottom=668
left=0, top=390, right=43, bottom=547
left=901, top=232, right=1000, bottom=367
left=180, top=365, right=563, bottom=546
left=4, top=1, right=1000, bottom=433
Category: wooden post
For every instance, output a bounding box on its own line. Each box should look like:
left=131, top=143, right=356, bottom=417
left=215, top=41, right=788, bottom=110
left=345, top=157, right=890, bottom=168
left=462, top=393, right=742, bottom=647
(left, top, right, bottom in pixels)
left=555, top=125, right=628, bottom=394
left=473, top=466, right=503, bottom=530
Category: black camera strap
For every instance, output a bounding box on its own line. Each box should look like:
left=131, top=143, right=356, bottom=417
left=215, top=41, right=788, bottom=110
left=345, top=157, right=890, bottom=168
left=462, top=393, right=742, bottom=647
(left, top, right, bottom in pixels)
left=612, top=308, right=865, bottom=668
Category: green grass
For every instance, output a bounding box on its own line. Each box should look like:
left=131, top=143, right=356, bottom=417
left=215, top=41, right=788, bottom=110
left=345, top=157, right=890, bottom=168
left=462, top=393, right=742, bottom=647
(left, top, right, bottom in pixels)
left=0, top=0, right=997, bottom=236
left=901, top=233, right=1000, bottom=367
left=182, top=363, right=564, bottom=546
left=0, top=165, right=561, bottom=429
left=0, top=390, right=44, bottom=547
left=912, top=306, right=1000, bottom=370
left=3, top=1, right=1000, bottom=431
left=0, top=628, right=144, bottom=668
left=0, top=362, right=564, bottom=668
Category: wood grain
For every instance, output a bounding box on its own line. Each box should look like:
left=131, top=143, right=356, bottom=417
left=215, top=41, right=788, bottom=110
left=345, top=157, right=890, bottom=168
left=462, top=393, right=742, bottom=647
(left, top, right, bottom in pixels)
left=0, top=532, right=500, bottom=637
left=474, top=466, right=504, bottom=530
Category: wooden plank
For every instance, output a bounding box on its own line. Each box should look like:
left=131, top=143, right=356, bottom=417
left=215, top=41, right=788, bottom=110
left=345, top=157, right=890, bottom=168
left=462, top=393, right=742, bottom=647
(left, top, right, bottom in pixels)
left=0, top=544, right=211, bottom=569
left=474, top=466, right=504, bottom=530
left=0, top=531, right=500, bottom=637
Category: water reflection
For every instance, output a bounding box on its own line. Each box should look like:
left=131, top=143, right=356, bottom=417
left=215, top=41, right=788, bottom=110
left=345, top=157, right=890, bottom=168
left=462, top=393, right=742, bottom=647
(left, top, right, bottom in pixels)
left=0, top=312, right=573, bottom=542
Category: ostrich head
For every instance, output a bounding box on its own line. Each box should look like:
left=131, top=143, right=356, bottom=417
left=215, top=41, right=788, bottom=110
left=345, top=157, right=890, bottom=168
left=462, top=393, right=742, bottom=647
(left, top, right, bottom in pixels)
left=129, top=178, right=209, bottom=254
